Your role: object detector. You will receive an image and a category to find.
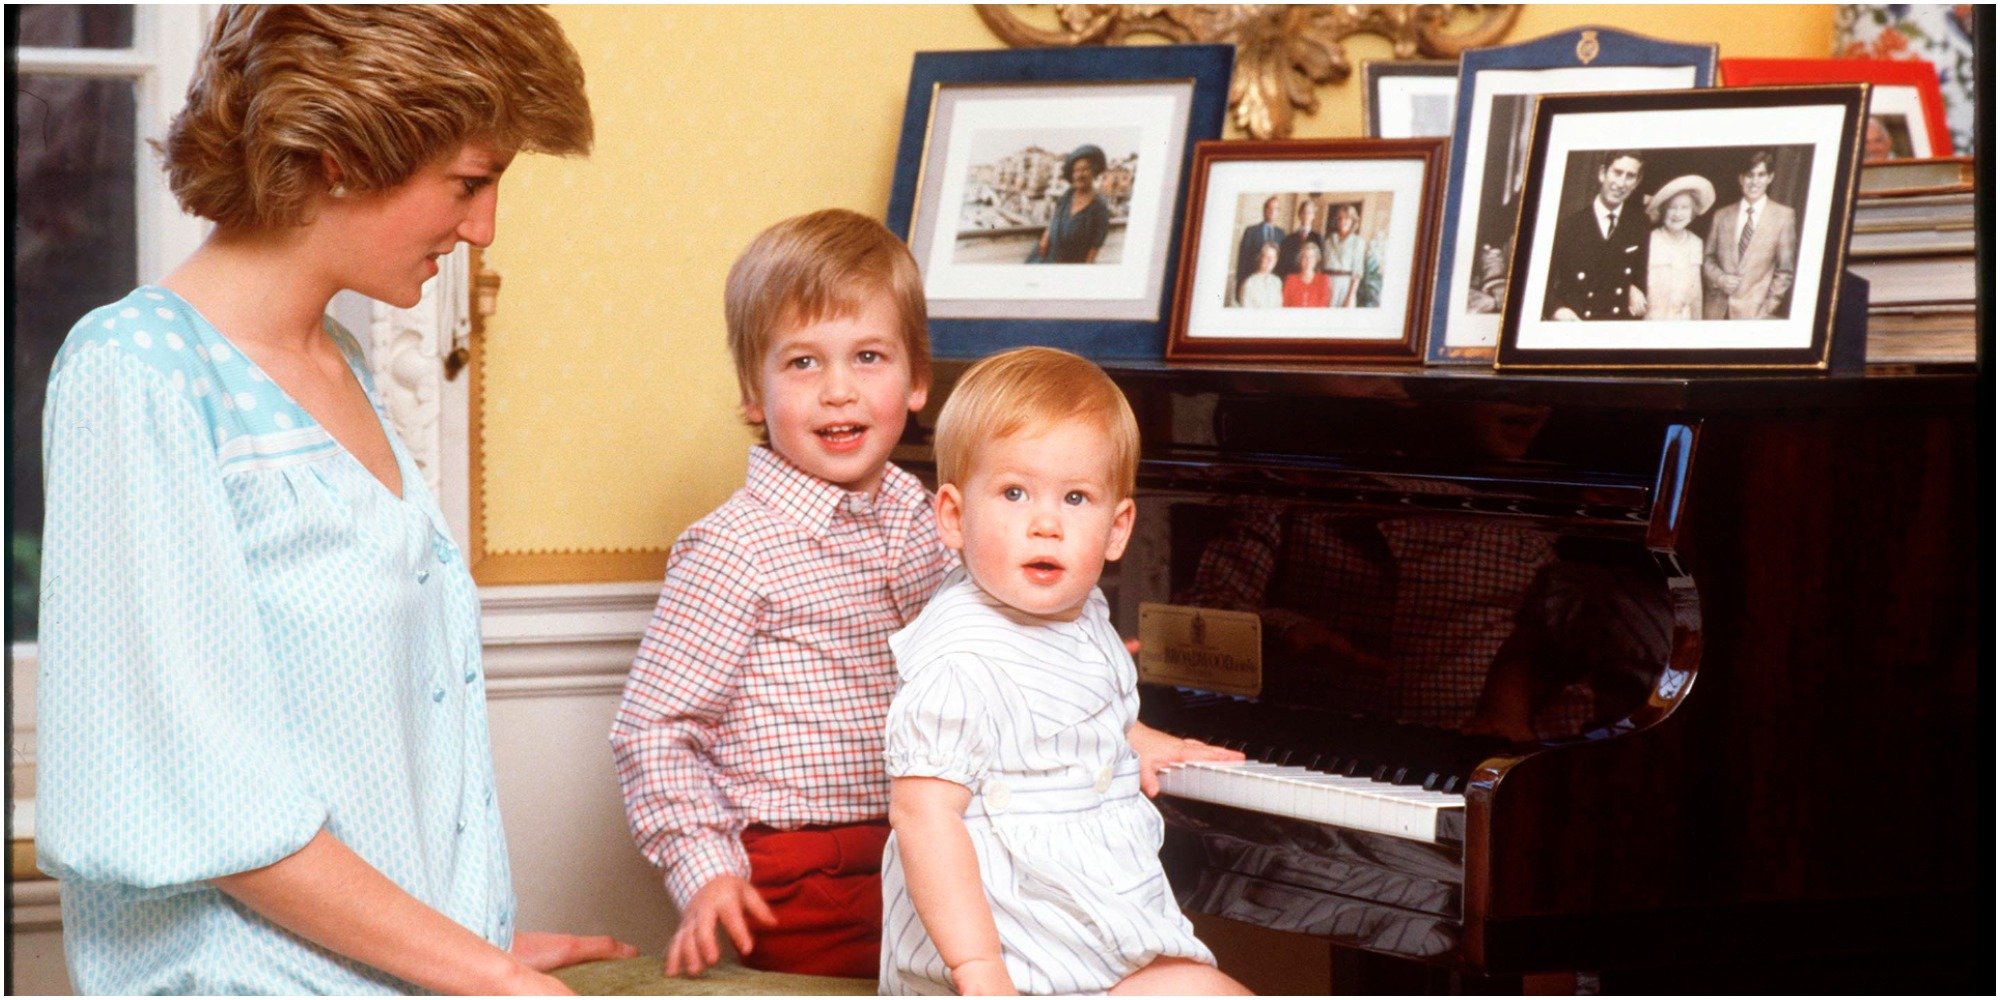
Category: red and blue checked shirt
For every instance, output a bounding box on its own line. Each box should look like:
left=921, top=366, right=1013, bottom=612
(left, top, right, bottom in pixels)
left=610, top=446, right=952, bottom=908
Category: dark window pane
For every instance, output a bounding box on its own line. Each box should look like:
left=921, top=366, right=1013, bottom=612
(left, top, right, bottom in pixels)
left=14, top=4, right=135, bottom=49
left=11, top=75, right=139, bottom=640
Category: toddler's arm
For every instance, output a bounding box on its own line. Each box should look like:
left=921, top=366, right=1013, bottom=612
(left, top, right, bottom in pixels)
left=1128, top=721, right=1245, bottom=798
left=889, top=777, right=1016, bottom=996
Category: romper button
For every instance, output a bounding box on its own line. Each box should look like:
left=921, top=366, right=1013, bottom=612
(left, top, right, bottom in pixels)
left=1092, top=766, right=1113, bottom=795
left=983, top=781, right=1013, bottom=813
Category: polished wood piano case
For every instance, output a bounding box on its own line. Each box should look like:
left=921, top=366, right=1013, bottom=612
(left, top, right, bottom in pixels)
left=899, top=361, right=1985, bottom=992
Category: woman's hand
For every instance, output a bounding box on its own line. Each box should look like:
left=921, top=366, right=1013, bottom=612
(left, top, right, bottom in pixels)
left=511, top=930, right=639, bottom=972
left=1128, top=721, right=1244, bottom=797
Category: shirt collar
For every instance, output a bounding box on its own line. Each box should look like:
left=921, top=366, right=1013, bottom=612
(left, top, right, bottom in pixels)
left=743, top=445, right=926, bottom=535
left=1743, top=194, right=1767, bottom=213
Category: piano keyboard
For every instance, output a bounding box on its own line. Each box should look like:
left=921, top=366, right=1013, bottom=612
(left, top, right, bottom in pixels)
left=1157, top=760, right=1465, bottom=844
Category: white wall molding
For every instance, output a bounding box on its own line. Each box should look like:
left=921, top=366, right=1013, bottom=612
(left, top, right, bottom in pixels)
left=478, top=581, right=655, bottom=698
left=10, top=877, right=62, bottom=931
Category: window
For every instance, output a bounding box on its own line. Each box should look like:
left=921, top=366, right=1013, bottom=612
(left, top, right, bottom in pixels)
left=9, top=6, right=212, bottom=638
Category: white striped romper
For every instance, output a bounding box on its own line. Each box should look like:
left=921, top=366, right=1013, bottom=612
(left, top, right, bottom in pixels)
left=879, top=569, right=1216, bottom=995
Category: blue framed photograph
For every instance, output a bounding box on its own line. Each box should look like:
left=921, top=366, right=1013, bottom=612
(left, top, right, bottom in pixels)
left=885, top=45, right=1233, bottom=360
left=1425, top=28, right=1718, bottom=364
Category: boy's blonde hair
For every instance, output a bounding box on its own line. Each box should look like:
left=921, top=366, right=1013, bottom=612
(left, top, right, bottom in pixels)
left=933, top=347, right=1139, bottom=499
left=162, top=5, right=593, bottom=229
left=725, top=209, right=931, bottom=425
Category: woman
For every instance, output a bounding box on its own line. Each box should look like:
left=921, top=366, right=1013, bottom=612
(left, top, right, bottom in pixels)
left=1282, top=240, right=1333, bottom=307
left=1238, top=241, right=1283, bottom=308
left=1643, top=174, right=1715, bottom=322
left=37, top=8, right=634, bottom=993
left=1323, top=203, right=1366, bottom=308
left=1030, top=144, right=1112, bottom=263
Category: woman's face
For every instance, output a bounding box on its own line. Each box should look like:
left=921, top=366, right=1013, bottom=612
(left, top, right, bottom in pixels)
left=1662, top=192, right=1695, bottom=232
left=1070, top=158, right=1097, bottom=192
left=1333, top=207, right=1355, bottom=236
left=318, top=141, right=514, bottom=308
left=1256, top=244, right=1278, bottom=274
left=1298, top=243, right=1321, bottom=275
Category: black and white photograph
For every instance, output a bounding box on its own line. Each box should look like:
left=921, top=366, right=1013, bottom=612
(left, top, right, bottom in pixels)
left=1500, top=86, right=1866, bottom=369
left=951, top=129, right=1142, bottom=265
left=1425, top=28, right=1718, bottom=363
left=905, top=81, right=1192, bottom=321
left=1363, top=60, right=1459, bottom=139
left=1168, top=139, right=1445, bottom=364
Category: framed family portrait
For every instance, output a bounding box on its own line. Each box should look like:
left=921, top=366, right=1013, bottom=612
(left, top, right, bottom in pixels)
left=1166, top=139, right=1446, bottom=364
left=1363, top=60, right=1459, bottom=139
left=1426, top=28, right=1718, bottom=364
left=1497, top=86, right=1868, bottom=370
left=1721, top=57, right=1950, bottom=160
left=885, top=45, right=1233, bottom=360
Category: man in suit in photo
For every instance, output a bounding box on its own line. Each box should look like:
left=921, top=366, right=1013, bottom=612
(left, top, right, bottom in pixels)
left=1277, top=197, right=1325, bottom=280
left=1702, top=149, right=1797, bottom=319
left=1234, top=196, right=1287, bottom=305
left=1545, top=150, right=1650, bottom=321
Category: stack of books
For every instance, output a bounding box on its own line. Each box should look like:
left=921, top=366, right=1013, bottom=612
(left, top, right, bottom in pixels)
left=1846, top=156, right=1978, bottom=366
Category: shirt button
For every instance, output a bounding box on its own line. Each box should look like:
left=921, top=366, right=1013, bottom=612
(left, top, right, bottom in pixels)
left=456, top=818, right=467, bottom=834
left=983, top=781, right=1013, bottom=814
left=464, top=667, right=477, bottom=684
left=432, top=686, right=445, bottom=703
left=417, top=568, right=431, bottom=584
left=1092, top=766, right=1113, bottom=795
left=846, top=494, right=870, bottom=515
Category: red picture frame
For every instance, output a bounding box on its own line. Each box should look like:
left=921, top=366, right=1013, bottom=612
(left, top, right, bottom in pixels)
left=1720, top=57, right=1950, bottom=159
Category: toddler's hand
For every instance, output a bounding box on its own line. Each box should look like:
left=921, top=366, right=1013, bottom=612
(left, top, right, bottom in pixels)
left=1128, top=721, right=1245, bottom=798
left=951, top=957, right=1018, bottom=995
left=664, top=875, right=777, bottom=977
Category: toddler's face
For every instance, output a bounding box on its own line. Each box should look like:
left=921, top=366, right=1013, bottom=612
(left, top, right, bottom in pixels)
left=745, top=290, right=926, bottom=495
left=937, top=420, right=1134, bottom=622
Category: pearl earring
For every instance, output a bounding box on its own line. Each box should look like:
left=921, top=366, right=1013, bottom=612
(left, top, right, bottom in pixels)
left=329, top=183, right=348, bottom=198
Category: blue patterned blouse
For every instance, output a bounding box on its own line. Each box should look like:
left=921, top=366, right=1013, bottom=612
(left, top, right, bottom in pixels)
left=35, top=286, right=514, bottom=993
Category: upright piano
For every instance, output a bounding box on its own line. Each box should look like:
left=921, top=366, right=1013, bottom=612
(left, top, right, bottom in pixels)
left=901, top=361, right=1985, bottom=992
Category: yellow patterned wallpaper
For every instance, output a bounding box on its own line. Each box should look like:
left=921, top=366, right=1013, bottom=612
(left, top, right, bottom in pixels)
left=477, top=5, right=1834, bottom=571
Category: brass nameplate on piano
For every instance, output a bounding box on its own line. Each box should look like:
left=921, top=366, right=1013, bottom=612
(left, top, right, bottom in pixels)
left=1137, top=603, right=1261, bottom=697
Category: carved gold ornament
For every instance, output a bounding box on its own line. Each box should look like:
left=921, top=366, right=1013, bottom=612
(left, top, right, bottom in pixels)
left=977, top=4, right=1521, bottom=139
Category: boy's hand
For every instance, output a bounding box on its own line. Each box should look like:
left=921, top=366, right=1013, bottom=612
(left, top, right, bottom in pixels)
left=512, top=930, right=639, bottom=972
left=664, top=875, right=778, bottom=977
left=1128, top=721, right=1245, bottom=798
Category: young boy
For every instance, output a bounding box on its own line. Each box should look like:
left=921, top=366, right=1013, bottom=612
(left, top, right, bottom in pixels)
left=880, top=347, right=1247, bottom=995
left=609, top=209, right=951, bottom=979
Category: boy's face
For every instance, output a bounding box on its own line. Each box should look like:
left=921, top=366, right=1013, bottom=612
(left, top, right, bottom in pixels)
left=936, top=419, right=1135, bottom=622
left=745, top=290, right=926, bottom=496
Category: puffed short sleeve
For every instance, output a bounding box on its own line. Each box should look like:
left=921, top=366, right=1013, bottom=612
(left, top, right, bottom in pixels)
left=35, top=342, right=326, bottom=893
left=883, top=658, right=995, bottom=789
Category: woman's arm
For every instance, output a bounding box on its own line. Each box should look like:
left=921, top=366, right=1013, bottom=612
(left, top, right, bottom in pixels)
left=888, top=777, right=1015, bottom=995
left=212, top=829, right=571, bottom=995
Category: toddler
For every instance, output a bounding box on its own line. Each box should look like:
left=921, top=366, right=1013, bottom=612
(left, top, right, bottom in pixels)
left=880, top=348, right=1250, bottom=995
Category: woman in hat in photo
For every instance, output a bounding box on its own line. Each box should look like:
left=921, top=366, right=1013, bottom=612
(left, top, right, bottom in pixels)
left=1029, top=143, right=1112, bottom=263
left=1644, top=174, right=1717, bottom=322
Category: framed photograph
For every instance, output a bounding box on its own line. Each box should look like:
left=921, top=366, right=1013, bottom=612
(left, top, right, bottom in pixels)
left=885, top=45, right=1233, bottom=360
left=1166, top=139, right=1446, bottom=364
left=1363, top=60, right=1459, bottom=139
left=1720, top=57, right=1950, bottom=160
left=1426, top=28, right=1717, bottom=364
left=1497, top=85, right=1867, bottom=370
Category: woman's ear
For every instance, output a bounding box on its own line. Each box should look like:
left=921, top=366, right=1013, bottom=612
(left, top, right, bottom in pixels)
left=935, top=483, right=965, bottom=551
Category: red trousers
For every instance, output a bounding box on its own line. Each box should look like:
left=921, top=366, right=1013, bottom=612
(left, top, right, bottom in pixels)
left=739, top=820, right=890, bottom=979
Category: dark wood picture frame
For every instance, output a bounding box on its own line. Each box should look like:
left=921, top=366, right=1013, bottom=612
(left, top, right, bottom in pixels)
left=1496, top=85, right=1868, bottom=371
left=1166, top=138, right=1447, bottom=365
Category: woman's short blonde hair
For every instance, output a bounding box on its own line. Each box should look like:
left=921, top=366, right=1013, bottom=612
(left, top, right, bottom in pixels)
left=725, top=209, right=931, bottom=424
left=162, top=5, right=593, bottom=228
left=933, top=347, right=1139, bottom=499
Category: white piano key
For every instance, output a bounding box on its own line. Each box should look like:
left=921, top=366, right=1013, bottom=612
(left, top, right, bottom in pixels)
left=1155, top=760, right=1464, bottom=844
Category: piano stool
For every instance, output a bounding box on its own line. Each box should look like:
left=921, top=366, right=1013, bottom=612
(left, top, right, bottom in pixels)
left=552, top=957, right=874, bottom=996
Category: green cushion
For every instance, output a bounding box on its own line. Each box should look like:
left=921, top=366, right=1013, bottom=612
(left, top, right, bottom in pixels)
left=553, top=957, right=876, bottom=996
